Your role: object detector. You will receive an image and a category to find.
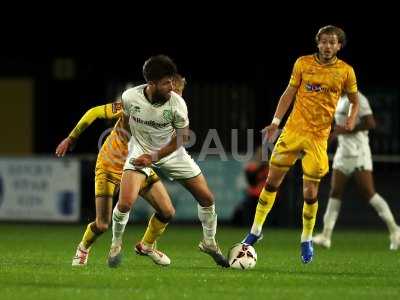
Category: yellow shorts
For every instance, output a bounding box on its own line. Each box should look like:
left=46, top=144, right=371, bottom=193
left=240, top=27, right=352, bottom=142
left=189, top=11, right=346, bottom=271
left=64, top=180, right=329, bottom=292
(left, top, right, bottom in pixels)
left=95, top=168, right=160, bottom=198
left=269, top=128, right=329, bottom=182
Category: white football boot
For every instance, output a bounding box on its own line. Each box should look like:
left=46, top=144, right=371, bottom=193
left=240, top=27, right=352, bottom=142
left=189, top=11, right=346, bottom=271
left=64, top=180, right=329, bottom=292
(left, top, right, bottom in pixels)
left=72, top=243, right=90, bottom=266
left=135, top=242, right=171, bottom=266
left=107, top=242, right=122, bottom=268
left=199, top=240, right=229, bottom=267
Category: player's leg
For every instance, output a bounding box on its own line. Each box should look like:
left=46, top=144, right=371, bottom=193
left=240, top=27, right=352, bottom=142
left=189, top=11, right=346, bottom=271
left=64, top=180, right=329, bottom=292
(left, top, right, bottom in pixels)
left=135, top=178, right=175, bottom=265
left=300, top=137, right=329, bottom=263
left=108, top=169, right=146, bottom=267
left=180, top=174, right=216, bottom=245
left=72, top=170, right=116, bottom=266
left=242, top=166, right=288, bottom=245
left=157, top=148, right=228, bottom=267
left=82, top=174, right=117, bottom=249
left=180, top=174, right=229, bottom=267
left=354, top=169, right=400, bottom=250
left=140, top=182, right=174, bottom=247
left=243, top=129, right=300, bottom=246
left=300, top=179, right=319, bottom=263
left=72, top=196, right=113, bottom=266
left=313, top=168, right=349, bottom=248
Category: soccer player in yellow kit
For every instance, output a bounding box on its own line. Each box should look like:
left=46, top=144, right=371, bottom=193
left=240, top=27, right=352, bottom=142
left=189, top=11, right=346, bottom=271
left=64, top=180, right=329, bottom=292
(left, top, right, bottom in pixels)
left=242, top=25, right=360, bottom=264
left=55, top=75, right=186, bottom=266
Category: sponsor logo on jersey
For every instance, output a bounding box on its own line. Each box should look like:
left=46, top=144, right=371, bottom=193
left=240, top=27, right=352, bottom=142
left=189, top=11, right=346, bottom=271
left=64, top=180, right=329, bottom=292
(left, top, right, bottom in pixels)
left=130, top=106, right=141, bottom=115
left=131, top=116, right=169, bottom=129
left=162, top=110, right=173, bottom=122
left=305, top=83, right=338, bottom=94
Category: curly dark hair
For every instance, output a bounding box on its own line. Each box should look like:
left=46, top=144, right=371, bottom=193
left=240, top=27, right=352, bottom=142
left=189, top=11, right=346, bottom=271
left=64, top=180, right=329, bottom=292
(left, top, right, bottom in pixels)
left=142, top=55, right=177, bottom=82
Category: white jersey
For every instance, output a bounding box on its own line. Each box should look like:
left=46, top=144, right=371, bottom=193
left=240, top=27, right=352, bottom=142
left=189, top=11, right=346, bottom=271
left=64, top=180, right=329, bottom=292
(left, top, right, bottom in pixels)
left=122, top=84, right=189, bottom=153
left=334, top=92, right=373, bottom=157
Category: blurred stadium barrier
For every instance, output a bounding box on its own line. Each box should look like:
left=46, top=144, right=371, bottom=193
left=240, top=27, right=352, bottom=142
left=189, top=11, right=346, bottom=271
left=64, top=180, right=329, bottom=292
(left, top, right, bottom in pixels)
left=0, top=157, right=80, bottom=222
left=1, top=155, right=398, bottom=227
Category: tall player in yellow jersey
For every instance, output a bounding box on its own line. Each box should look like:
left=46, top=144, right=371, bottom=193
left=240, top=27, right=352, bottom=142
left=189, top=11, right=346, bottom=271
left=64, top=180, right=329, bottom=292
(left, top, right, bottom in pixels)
left=242, top=25, right=360, bottom=264
left=55, top=75, right=186, bottom=266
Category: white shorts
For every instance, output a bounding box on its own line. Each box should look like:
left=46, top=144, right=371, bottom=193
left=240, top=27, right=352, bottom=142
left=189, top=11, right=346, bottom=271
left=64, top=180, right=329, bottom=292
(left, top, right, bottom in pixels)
left=332, top=146, right=373, bottom=176
left=123, top=145, right=201, bottom=180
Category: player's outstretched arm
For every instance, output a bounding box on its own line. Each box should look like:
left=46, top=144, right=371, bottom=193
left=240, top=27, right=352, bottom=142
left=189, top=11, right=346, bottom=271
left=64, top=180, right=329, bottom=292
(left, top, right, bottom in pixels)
left=264, top=85, right=298, bottom=142
left=55, top=103, right=121, bottom=157
left=68, top=104, right=120, bottom=139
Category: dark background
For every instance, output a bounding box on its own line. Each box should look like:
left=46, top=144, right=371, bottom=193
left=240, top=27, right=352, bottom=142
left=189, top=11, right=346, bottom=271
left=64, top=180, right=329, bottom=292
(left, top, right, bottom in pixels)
left=0, top=9, right=399, bottom=226
left=1, top=13, right=398, bottom=155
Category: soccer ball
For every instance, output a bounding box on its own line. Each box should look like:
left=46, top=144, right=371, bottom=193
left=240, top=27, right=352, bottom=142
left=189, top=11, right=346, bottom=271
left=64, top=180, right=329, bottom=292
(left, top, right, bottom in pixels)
left=228, top=243, right=257, bottom=270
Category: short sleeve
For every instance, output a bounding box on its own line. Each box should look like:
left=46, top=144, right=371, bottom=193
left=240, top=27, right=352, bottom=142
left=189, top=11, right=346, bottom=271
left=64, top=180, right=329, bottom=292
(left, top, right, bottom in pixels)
left=344, top=66, right=358, bottom=94
left=173, top=97, right=189, bottom=129
left=121, top=90, right=130, bottom=116
left=289, top=58, right=303, bottom=87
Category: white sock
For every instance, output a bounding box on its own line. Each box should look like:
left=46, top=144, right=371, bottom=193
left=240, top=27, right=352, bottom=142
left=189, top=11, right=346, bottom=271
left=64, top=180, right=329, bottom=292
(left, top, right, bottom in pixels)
left=197, top=204, right=217, bottom=245
left=322, top=197, right=342, bottom=239
left=112, top=205, right=130, bottom=245
left=369, top=193, right=398, bottom=234
left=250, top=224, right=262, bottom=237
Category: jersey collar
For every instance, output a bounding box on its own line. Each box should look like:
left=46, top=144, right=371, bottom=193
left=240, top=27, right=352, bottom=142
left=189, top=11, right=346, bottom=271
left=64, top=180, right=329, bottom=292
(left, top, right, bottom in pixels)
left=314, top=53, right=338, bottom=66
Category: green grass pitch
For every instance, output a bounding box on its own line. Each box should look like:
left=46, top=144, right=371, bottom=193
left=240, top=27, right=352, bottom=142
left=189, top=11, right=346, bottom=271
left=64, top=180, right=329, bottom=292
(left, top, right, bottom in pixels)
left=0, top=224, right=399, bottom=299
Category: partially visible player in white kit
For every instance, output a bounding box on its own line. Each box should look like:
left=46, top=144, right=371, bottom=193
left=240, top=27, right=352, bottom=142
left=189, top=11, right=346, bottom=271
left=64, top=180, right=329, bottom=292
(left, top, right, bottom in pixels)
left=108, top=55, right=229, bottom=267
left=313, top=92, right=400, bottom=250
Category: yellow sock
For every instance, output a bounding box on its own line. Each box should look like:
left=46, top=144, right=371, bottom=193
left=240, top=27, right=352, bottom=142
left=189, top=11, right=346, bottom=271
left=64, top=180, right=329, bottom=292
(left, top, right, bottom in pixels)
left=301, top=201, right=318, bottom=242
left=81, top=222, right=100, bottom=250
left=142, top=214, right=168, bottom=246
left=251, top=188, right=277, bottom=235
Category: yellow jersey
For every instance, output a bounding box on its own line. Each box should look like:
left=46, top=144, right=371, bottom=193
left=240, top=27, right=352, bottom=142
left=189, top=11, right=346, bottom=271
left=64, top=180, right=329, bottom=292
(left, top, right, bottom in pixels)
left=95, top=103, right=129, bottom=175
left=285, top=54, right=358, bottom=140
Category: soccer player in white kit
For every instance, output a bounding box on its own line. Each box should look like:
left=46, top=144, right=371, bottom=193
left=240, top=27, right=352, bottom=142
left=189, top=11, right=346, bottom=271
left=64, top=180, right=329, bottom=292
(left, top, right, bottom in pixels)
left=313, top=92, right=400, bottom=250
left=107, top=55, right=229, bottom=267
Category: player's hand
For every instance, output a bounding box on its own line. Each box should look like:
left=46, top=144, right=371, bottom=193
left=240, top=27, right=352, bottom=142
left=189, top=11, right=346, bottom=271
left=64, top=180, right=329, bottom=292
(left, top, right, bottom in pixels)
left=55, top=137, right=75, bottom=157
left=344, top=116, right=356, bottom=131
left=263, top=123, right=279, bottom=143
left=133, top=154, right=153, bottom=168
